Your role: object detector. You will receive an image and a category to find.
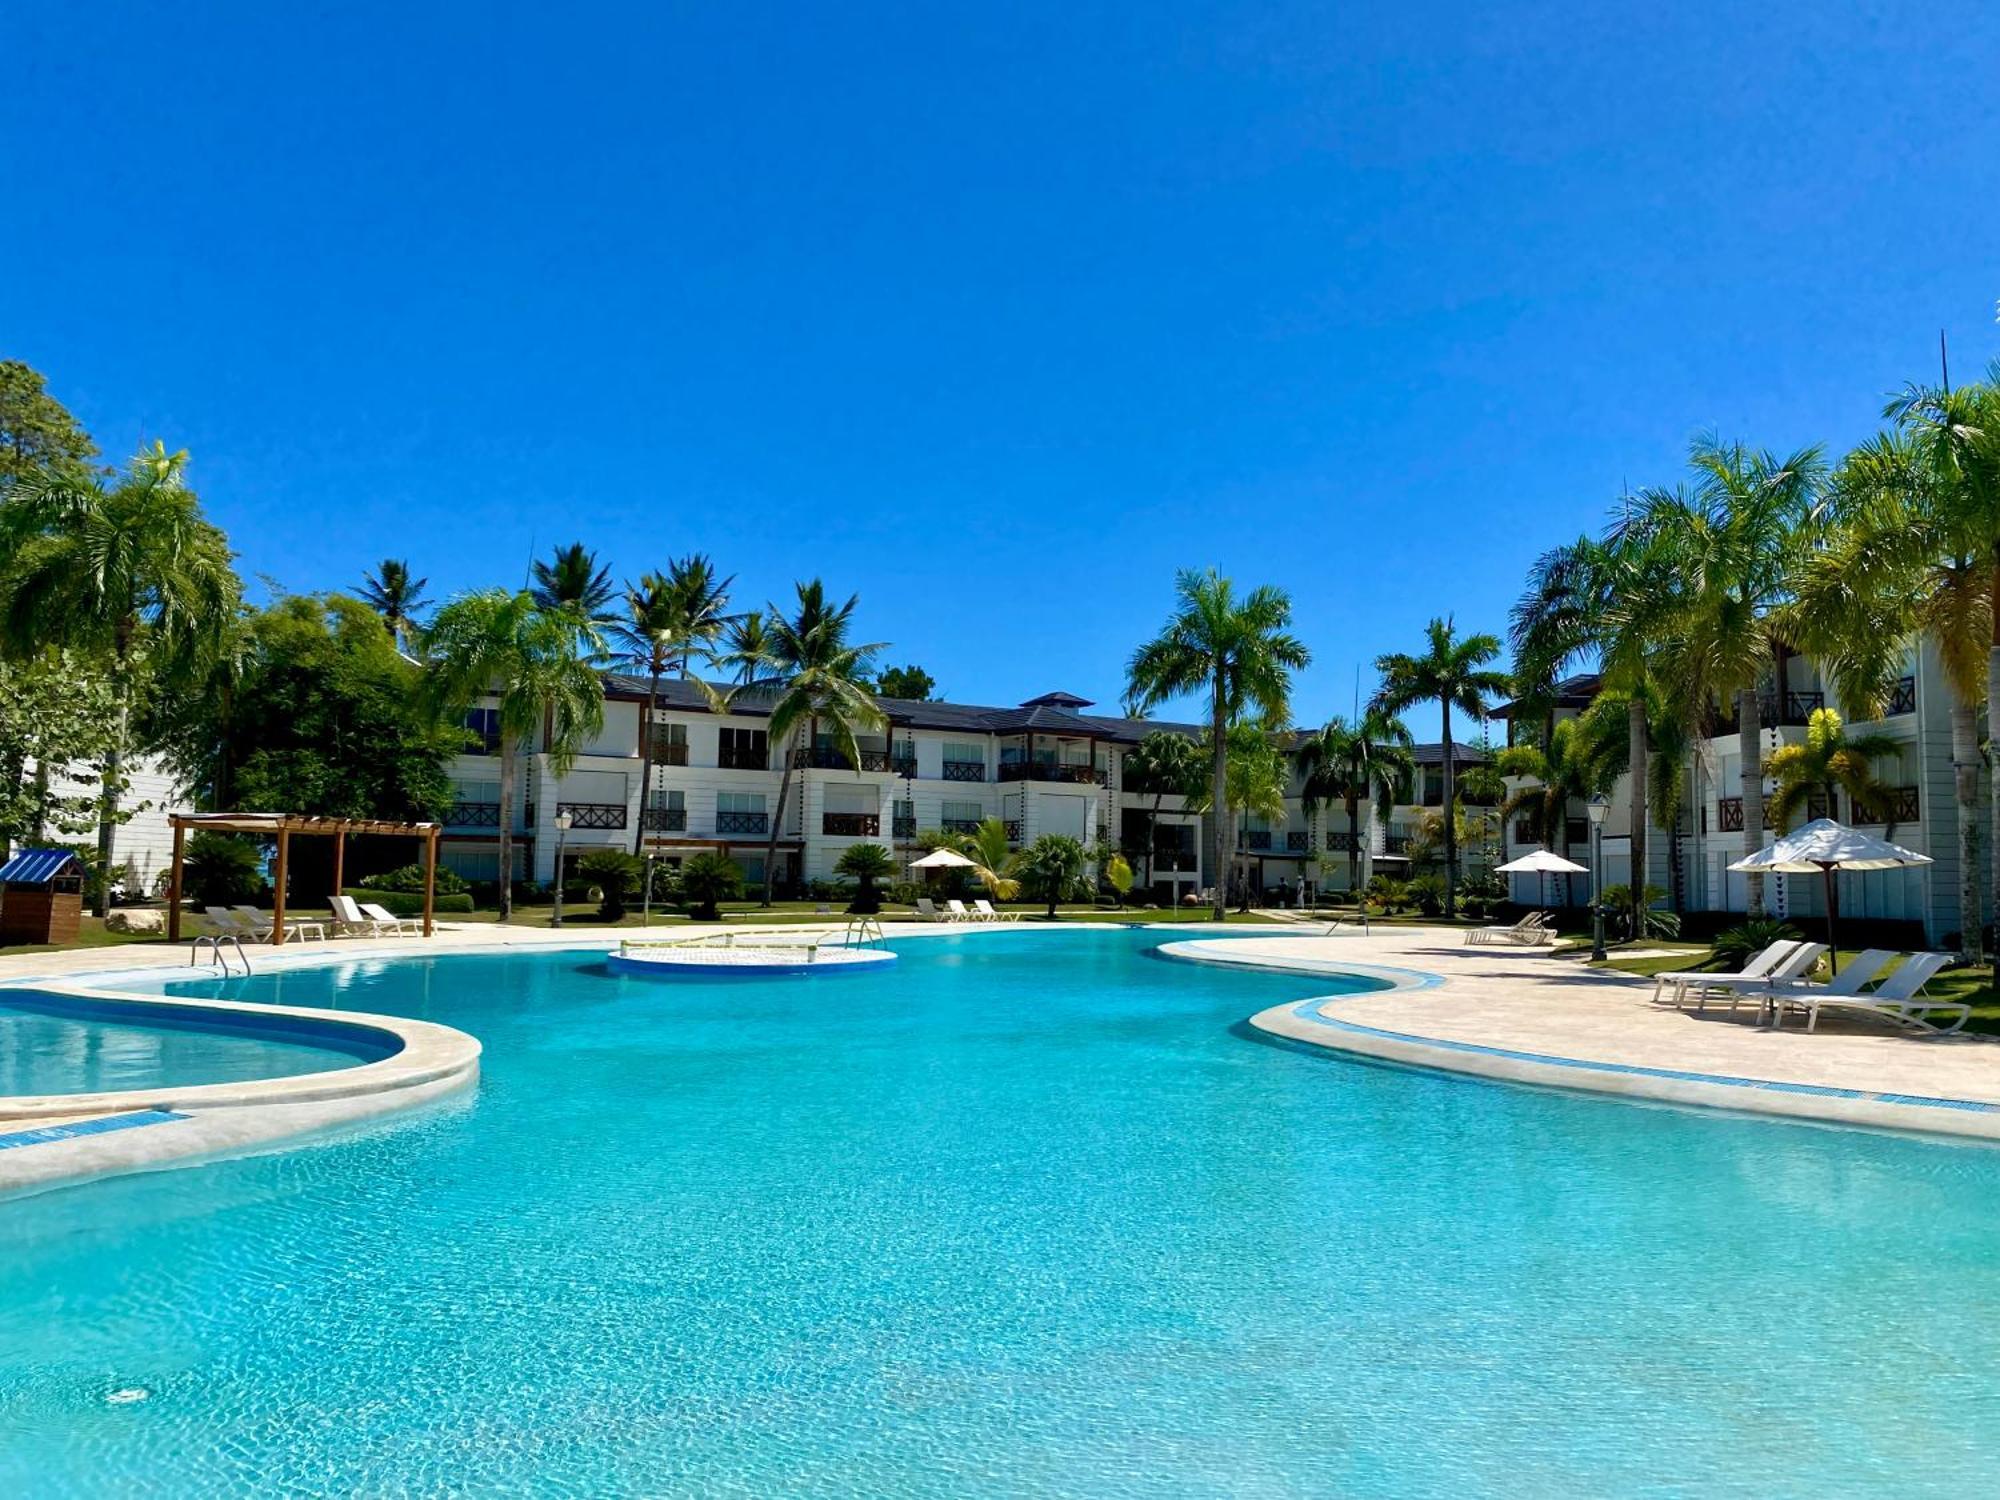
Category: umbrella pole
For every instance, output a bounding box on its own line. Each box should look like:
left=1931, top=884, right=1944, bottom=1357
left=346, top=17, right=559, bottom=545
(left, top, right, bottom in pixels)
left=1823, top=863, right=1838, bottom=976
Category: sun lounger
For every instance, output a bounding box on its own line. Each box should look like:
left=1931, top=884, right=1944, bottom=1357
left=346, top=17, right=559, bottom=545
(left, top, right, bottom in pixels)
left=972, top=899, right=1001, bottom=922
left=1772, top=952, right=1967, bottom=1034
left=357, top=901, right=422, bottom=936
left=945, top=899, right=973, bottom=923
left=234, top=904, right=325, bottom=942
left=1465, top=912, right=1552, bottom=946
left=1663, top=943, right=1828, bottom=1013
left=913, top=897, right=943, bottom=921
left=328, top=894, right=397, bottom=937
left=1653, top=939, right=1802, bottom=1007
left=204, top=905, right=264, bottom=939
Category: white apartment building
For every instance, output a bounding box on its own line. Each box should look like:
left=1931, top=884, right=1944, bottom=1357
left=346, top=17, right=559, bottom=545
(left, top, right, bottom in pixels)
left=439, top=678, right=1491, bottom=902
left=1493, top=643, right=1960, bottom=943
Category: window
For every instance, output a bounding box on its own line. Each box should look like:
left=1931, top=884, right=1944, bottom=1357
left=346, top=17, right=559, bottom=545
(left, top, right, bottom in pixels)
left=645, top=720, right=688, bottom=765
left=942, top=800, right=983, bottom=826
left=718, top=791, right=765, bottom=814
left=461, top=707, right=501, bottom=755
left=719, top=727, right=768, bottom=770
left=943, top=741, right=984, bottom=767
left=648, top=788, right=685, bottom=811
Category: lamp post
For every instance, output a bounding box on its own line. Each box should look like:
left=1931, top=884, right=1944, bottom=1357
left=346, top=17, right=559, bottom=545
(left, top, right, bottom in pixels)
left=1586, top=793, right=1609, bottom=961
left=552, top=810, right=573, bottom=927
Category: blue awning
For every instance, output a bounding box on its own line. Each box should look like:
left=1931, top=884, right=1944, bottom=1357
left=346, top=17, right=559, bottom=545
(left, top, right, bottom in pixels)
left=0, top=848, right=85, bottom=884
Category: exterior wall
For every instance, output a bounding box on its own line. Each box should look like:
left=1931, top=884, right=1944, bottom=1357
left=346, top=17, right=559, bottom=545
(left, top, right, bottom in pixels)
left=16, top=755, right=189, bottom=900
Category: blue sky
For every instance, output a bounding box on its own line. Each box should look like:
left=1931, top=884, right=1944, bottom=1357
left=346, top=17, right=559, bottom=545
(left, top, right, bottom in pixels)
left=5, top=3, right=1997, bottom=727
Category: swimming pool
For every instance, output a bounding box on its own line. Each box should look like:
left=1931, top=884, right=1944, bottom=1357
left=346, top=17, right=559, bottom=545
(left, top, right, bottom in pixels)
left=0, top=990, right=393, bottom=1096
left=2, top=927, right=1997, bottom=1494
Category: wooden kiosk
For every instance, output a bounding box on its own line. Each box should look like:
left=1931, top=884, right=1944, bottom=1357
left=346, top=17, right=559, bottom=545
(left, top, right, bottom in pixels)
left=167, top=813, right=442, bottom=944
left=0, top=849, right=86, bottom=946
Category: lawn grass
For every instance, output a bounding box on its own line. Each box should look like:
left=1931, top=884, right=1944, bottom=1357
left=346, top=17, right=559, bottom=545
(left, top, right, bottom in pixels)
left=0, top=916, right=181, bottom=958
left=445, top=902, right=1281, bottom=928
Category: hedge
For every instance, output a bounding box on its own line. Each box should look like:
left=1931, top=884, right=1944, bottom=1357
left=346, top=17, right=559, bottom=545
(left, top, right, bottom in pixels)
left=342, top=888, right=474, bottom=916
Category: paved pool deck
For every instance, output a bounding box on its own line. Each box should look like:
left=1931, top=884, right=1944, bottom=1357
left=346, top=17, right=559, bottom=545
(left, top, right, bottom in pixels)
left=1169, top=927, right=2000, bottom=1141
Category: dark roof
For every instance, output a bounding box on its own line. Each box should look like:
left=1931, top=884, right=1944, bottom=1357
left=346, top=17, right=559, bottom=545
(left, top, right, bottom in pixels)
left=1492, top=673, right=1601, bottom=719
left=1410, top=741, right=1492, bottom=766
left=0, top=848, right=84, bottom=884
left=1018, top=690, right=1094, bottom=708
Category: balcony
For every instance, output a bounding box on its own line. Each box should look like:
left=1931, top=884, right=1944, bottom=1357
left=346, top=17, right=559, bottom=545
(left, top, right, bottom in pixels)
left=1710, top=690, right=1827, bottom=735
left=1384, top=834, right=1411, bottom=855
left=1326, top=830, right=1356, bottom=852
left=1004, top=820, right=1023, bottom=843
left=997, top=763, right=1106, bottom=785
left=792, top=748, right=915, bottom=774
left=717, top=809, right=769, bottom=836
left=821, top=812, right=879, bottom=837
left=1854, top=786, right=1920, bottom=825
left=1888, top=676, right=1917, bottom=716
left=892, top=816, right=916, bottom=839
left=1152, top=847, right=1198, bottom=872
left=942, top=760, right=986, bottom=782
left=557, top=802, right=627, bottom=831
left=1241, top=829, right=1273, bottom=851
left=448, top=800, right=501, bottom=827
left=1713, top=796, right=1777, bottom=833
left=645, top=740, right=689, bottom=767
left=642, top=806, right=687, bottom=832
left=940, top=817, right=982, bottom=834
left=718, top=745, right=768, bottom=771
left=1286, top=830, right=1309, bottom=853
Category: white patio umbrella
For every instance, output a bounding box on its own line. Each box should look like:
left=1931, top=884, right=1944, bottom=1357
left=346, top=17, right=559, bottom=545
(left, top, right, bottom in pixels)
left=1728, top=818, right=1932, bottom=974
left=908, top=848, right=976, bottom=870
left=1495, top=848, right=1591, bottom=912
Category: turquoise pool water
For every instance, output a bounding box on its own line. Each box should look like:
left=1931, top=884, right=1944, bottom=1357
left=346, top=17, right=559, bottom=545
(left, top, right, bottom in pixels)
left=0, top=993, right=386, bottom=1096
left=2, top=927, right=1999, bottom=1495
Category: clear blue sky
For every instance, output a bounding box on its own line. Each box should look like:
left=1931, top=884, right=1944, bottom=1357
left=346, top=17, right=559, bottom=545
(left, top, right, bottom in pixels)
left=6, top=3, right=1997, bottom=727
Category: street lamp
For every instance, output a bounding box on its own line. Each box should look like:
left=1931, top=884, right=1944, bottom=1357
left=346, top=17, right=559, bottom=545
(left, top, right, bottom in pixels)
left=1586, top=793, right=1610, bottom=961
left=552, top=810, right=573, bottom=927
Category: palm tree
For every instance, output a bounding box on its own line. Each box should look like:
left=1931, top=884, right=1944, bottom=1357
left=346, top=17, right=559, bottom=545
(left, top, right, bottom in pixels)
left=1372, top=617, right=1511, bottom=916
left=661, top=553, right=734, bottom=677
left=1296, top=708, right=1415, bottom=900
left=531, top=542, right=618, bottom=630
left=614, top=573, right=681, bottom=856
left=1125, top=569, right=1310, bottom=921
left=1016, top=834, right=1090, bottom=919
left=421, top=590, right=605, bottom=922
left=1623, top=436, right=1823, bottom=916
left=957, top=817, right=1021, bottom=900
left=716, top=610, right=773, bottom=686
left=1121, top=729, right=1204, bottom=894
left=1765, top=708, right=1902, bottom=833
left=1495, top=706, right=1624, bottom=909
left=1185, top=721, right=1290, bottom=909
left=0, top=444, right=238, bottom=913
left=834, top=842, right=894, bottom=914
left=358, top=559, right=431, bottom=646
left=726, top=581, right=885, bottom=905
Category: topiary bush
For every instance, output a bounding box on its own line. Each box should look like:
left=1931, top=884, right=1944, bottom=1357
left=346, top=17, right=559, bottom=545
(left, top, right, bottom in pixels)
left=359, top=862, right=469, bottom=896
left=680, top=851, right=743, bottom=921
left=1711, top=917, right=1803, bottom=972
left=185, top=832, right=267, bottom=907
left=576, top=849, right=643, bottom=921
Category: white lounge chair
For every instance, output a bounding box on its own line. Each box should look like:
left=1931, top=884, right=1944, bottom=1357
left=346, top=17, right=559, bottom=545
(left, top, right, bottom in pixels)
left=358, top=901, right=422, bottom=936
left=1667, top=942, right=1829, bottom=1013
left=234, top=904, right=326, bottom=942
left=329, top=894, right=396, bottom=937
left=204, top=905, right=264, bottom=939
left=1653, top=938, right=1800, bottom=1006
left=945, top=899, right=973, bottom=923
left=972, top=899, right=1001, bottom=922
left=1465, top=912, right=1552, bottom=946
left=1772, top=952, right=1967, bottom=1034
left=913, top=897, right=943, bottom=921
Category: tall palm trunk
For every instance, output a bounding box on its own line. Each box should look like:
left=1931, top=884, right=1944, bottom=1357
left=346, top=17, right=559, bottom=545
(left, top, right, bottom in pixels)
left=631, top=661, right=660, bottom=856
left=1439, top=700, right=1457, bottom=917
left=1626, top=697, right=1647, bottom=905
left=497, top=728, right=518, bottom=922
left=763, top=726, right=800, bottom=908
left=1145, top=790, right=1163, bottom=893
left=1738, top=685, right=1765, bottom=917
left=1346, top=791, right=1362, bottom=898
left=1987, top=577, right=2000, bottom=940
left=94, top=625, right=136, bottom=917
left=1209, top=680, right=1228, bottom=922
left=1952, top=698, right=1985, bottom=964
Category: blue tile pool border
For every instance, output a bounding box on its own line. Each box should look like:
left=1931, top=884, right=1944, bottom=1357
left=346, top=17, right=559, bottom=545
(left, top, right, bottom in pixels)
left=0, top=1109, right=189, bottom=1152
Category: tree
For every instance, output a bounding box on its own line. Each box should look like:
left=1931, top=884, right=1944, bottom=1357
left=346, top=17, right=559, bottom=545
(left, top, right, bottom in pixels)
left=0, top=649, right=124, bottom=851
left=1121, top=729, right=1204, bottom=892
left=531, top=542, right=618, bottom=629
left=1495, top=708, right=1624, bottom=909
left=1183, top=721, right=1289, bottom=909
left=835, top=842, right=895, bottom=914
left=358, top=560, right=431, bottom=647
left=0, top=359, right=97, bottom=489
left=956, top=817, right=1021, bottom=900
left=1296, top=708, right=1415, bottom=900
left=1016, top=834, right=1090, bottom=917
left=615, top=573, right=683, bottom=857
left=158, top=595, right=459, bottom=827
left=576, top=848, right=642, bottom=921
left=1623, top=437, right=1823, bottom=916
left=679, top=850, right=743, bottom=921
left=1126, top=569, right=1310, bottom=921
left=1765, top=708, right=1903, bottom=833
left=0, top=443, right=238, bottom=913
left=726, top=581, right=885, bottom=904
left=661, top=553, right=734, bottom=678
left=873, top=664, right=938, bottom=700
left=1372, top=617, right=1510, bottom=917
left=421, top=589, right=605, bottom=921
left=716, top=611, right=773, bottom=685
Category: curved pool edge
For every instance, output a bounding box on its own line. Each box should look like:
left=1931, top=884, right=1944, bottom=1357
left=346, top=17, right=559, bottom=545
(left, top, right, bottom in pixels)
left=1162, top=936, right=2000, bottom=1145
left=0, top=980, right=481, bottom=1201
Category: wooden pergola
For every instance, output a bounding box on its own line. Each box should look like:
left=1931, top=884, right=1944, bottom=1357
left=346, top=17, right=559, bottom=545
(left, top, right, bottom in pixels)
left=167, top=813, right=442, bottom=944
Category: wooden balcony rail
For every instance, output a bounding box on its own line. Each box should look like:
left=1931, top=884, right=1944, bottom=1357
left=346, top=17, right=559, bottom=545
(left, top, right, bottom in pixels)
left=1326, top=830, right=1356, bottom=851
left=1286, top=830, right=1309, bottom=852
left=892, top=816, right=916, bottom=838
left=1853, top=786, right=1920, bottom=825
left=448, top=800, right=501, bottom=827
left=941, top=760, right=987, bottom=782
left=996, top=763, right=1106, bottom=785
left=642, top=806, right=687, bottom=832
left=1003, top=820, right=1024, bottom=842
left=1241, top=829, right=1274, bottom=851
left=821, top=812, right=879, bottom=837
left=557, top=802, right=627, bottom=830
left=1384, top=834, right=1411, bottom=854
left=644, top=740, right=690, bottom=767
left=1888, top=676, right=1917, bottom=715
left=716, top=810, right=769, bottom=835
left=940, top=818, right=982, bottom=834
left=717, top=746, right=768, bottom=771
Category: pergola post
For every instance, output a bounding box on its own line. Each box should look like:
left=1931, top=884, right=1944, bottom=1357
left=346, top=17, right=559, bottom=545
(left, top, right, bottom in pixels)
left=422, top=827, right=439, bottom=937
left=167, top=819, right=185, bottom=942
left=332, top=827, right=346, bottom=907
left=272, top=828, right=291, bottom=946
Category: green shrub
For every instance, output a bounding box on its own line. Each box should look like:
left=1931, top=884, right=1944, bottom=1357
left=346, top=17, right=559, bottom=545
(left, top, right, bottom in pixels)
left=680, top=851, right=743, bottom=921
left=343, top=888, right=474, bottom=915
left=1406, top=874, right=1447, bottom=916
left=1711, top=917, right=1803, bottom=972
left=576, top=849, right=643, bottom=921
left=834, top=842, right=895, bottom=914
left=359, top=862, right=468, bottom=896
left=186, top=832, right=267, bottom=906
left=1600, top=883, right=1682, bottom=941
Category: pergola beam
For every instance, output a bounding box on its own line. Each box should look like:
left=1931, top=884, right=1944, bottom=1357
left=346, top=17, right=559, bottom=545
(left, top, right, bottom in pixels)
left=166, top=812, right=443, bottom=944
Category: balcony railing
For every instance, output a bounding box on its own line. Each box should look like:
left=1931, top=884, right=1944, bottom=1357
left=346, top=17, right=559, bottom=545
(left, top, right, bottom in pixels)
left=997, top=763, right=1106, bottom=785
left=791, top=748, right=914, bottom=774
left=1241, top=829, right=1273, bottom=851
left=1384, top=834, right=1411, bottom=855
left=645, top=740, right=689, bottom=767
left=1713, top=796, right=1780, bottom=833
left=1888, top=676, right=1917, bottom=716
left=1854, top=786, right=1920, bottom=825
left=1152, top=848, right=1198, bottom=872
left=718, top=746, right=768, bottom=771
left=941, top=760, right=985, bottom=782
left=557, top=802, right=627, bottom=830
left=717, top=809, right=769, bottom=835
left=892, top=816, right=916, bottom=839
left=1710, top=690, right=1827, bottom=735
left=448, top=800, right=501, bottom=827
left=1326, top=830, right=1356, bottom=852
left=821, top=812, right=879, bottom=837
left=1286, top=830, right=1309, bottom=852
left=940, top=817, right=982, bottom=834
left=642, top=806, right=687, bottom=832
left=1004, top=820, right=1023, bottom=843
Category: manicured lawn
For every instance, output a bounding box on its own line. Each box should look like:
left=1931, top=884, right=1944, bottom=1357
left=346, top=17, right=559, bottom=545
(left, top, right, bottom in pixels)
left=0, top=916, right=181, bottom=957
left=447, top=902, right=1281, bottom=928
